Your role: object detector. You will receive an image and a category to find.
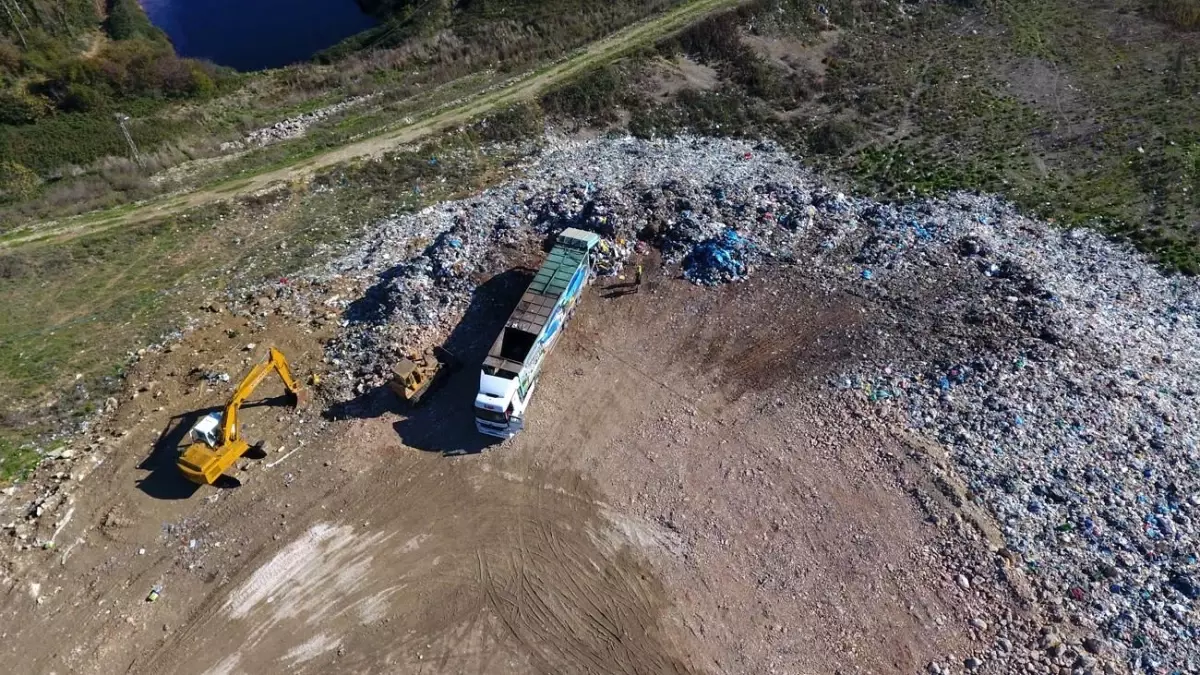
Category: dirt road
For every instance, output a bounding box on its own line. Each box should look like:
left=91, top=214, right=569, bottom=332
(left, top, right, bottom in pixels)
left=1, top=0, right=740, bottom=250
left=0, top=263, right=1027, bottom=674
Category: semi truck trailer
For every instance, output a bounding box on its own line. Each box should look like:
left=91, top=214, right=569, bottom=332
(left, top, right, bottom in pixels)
left=475, top=227, right=601, bottom=438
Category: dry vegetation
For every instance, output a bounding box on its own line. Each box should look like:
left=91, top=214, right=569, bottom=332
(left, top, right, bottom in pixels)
left=1149, top=0, right=1200, bottom=29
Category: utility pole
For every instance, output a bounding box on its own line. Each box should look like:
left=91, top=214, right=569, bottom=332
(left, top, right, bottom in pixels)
left=115, top=113, right=145, bottom=169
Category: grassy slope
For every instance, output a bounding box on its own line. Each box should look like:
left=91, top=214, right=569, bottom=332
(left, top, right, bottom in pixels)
left=614, top=0, right=1199, bottom=270
left=0, top=0, right=687, bottom=227
left=831, top=0, right=1200, bottom=270
left=1, top=0, right=733, bottom=247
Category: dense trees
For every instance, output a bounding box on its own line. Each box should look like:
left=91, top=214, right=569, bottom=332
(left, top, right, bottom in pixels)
left=29, top=39, right=219, bottom=113
left=0, top=0, right=226, bottom=179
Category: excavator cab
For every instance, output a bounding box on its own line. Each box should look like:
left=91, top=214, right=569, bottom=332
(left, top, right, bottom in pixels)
left=190, top=413, right=222, bottom=448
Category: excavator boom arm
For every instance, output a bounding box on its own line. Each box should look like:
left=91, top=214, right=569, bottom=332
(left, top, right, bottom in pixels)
left=221, top=347, right=305, bottom=444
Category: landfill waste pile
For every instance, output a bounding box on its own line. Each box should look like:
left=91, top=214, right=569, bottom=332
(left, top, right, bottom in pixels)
left=229, top=135, right=1196, bottom=671
left=837, top=221, right=1200, bottom=673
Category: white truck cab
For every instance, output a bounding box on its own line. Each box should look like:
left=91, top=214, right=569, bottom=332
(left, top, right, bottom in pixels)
left=474, top=373, right=526, bottom=438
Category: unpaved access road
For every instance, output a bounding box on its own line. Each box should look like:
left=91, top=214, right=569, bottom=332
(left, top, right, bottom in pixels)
left=0, top=264, right=1029, bottom=674
left=1, top=0, right=740, bottom=250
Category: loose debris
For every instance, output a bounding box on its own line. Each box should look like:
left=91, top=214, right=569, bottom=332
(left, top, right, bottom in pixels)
left=219, top=95, right=376, bottom=151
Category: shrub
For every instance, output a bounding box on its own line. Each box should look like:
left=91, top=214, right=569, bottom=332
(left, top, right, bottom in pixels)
left=189, top=64, right=217, bottom=98
left=0, top=91, right=42, bottom=124
left=0, top=41, right=20, bottom=75
left=676, top=13, right=790, bottom=103
left=1148, top=0, right=1200, bottom=29
left=0, top=161, right=41, bottom=203
left=0, top=112, right=189, bottom=174
left=808, top=119, right=860, bottom=155
left=28, top=39, right=217, bottom=112
left=0, top=253, right=30, bottom=278
left=59, top=84, right=107, bottom=113
left=475, top=102, right=544, bottom=143
left=541, top=65, right=628, bottom=123
left=105, top=0, right=169, bottom=43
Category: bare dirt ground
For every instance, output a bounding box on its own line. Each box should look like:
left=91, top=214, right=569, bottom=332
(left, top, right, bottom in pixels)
left=0, top=262, right=1029, bottom=674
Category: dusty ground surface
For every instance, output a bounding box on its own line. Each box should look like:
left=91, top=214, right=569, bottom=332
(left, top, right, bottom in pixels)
left=0, top=259, right=1036, bottom=674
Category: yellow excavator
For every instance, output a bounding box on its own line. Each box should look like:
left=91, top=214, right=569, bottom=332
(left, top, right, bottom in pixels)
left=177, top=347, right=310, bottom=485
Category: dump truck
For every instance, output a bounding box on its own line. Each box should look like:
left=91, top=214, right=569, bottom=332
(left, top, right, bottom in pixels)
left=387, top=346, right=459, bottom=405
left=475, top=227, right=601, bottom=438
left=177, top=347, right=309, bottom=485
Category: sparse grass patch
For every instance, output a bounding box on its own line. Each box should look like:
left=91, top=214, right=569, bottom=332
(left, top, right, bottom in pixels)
left=629, top=0, right=1200, bottom=272
left=0, top=434, right=40, bottom=484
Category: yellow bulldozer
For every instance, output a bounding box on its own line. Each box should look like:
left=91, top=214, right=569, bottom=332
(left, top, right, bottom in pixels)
left=177, top=347, right=310, bottom=485
left=387, top=345, right=459, bottom=405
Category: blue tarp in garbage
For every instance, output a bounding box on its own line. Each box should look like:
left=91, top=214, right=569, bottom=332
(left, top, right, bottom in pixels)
left=684, top=229, right=750, bottom=285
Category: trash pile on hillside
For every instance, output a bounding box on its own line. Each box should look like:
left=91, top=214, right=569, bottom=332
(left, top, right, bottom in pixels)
left=839, top=218, right=1200, bottom=674
left=234, top=135, right=1196, bottom=671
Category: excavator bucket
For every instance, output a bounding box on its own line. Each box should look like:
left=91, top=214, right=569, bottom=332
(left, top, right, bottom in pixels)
left=293, top=387, right=312, bottom=410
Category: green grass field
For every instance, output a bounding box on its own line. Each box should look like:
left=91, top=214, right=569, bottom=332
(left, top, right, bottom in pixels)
left=603, top=0, right=1199, bottom=271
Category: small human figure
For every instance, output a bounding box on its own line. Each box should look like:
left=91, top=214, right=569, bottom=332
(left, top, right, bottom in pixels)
left=634, top=263, right=644, bottom=291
